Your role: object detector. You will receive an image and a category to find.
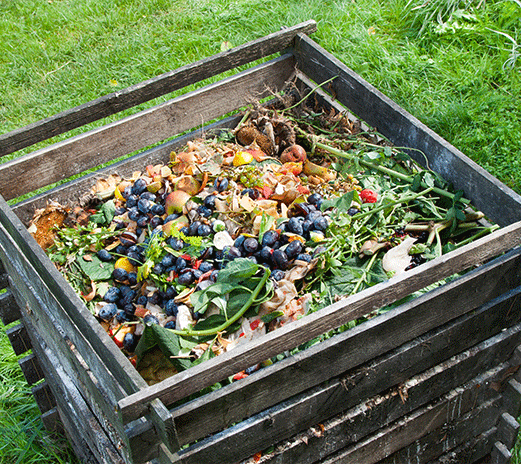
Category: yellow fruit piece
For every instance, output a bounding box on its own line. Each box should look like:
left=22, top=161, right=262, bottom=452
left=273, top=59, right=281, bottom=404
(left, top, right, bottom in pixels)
left=114, top=186, right=125, bottom=201
left=115, top=257, right=136, bottom=273
left=233, top=151, right=253, bottom=167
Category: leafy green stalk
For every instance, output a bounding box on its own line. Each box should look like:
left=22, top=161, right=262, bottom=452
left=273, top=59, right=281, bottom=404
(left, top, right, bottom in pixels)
left=303, top=133, right=470, bottom=204
left=170, top=267, right=270, bottom=337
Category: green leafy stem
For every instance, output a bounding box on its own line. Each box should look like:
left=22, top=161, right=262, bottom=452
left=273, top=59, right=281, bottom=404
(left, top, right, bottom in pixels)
left=299, top=129, right=470, bottom=204
left=168, top=267, right=271, bottom=337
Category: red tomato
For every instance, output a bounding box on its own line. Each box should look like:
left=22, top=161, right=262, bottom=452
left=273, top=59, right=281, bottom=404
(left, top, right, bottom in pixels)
left=360, top=189, right=378, bottom=203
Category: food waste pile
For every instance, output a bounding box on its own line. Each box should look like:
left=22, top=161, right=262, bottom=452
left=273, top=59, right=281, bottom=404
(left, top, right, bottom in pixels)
left=30, top=99, right=497, bottom=385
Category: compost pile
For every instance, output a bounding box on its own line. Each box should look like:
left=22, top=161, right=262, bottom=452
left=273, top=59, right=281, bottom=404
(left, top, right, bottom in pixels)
left=29, top=97, right=497, bottom=385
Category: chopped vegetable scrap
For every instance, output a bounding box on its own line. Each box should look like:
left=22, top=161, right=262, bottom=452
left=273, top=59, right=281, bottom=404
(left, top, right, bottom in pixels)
left=31, top=96, right=498, bottom=386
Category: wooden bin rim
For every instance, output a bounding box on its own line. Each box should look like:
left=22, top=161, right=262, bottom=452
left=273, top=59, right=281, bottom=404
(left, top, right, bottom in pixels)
left=1, top=21, right=521, bottom=457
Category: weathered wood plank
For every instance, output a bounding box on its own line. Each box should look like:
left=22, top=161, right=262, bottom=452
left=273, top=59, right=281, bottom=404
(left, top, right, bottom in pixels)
left=237, top=358, right=511, bottom=464
left=119, top=227, right=521, bottom=423
left=12, top=114, right=241, bottom=226
left=0, top=261, right=8, bottom=290
left=503, top=378, right=521, bottom=419
left=490, top=442, right=512, bottom=464
left=378, top=399, right=500, bottom=464
left=32, top=381, right=57, bottom=415
left=316, top=396, right=500, bottom=464
left=4, top=255, right=132, bottom=458
left=496, top=413, right=520, bottom=451
left=293, top=33, right=521, bottom=227
left=22, top=306, right=126, bottom=464
left=19, top=353, right=44, bottom=386
left=6, top=323, right=31, bottom=355
left=158, top=315, right=521, bottom=464
left=0, top=223, right=129, bottom=406
left=40, top=407, right=62, bottom=435
left=428, top=428, right=496, bottom=464
left=168, top=258, right=521, bottom=447
left=0, top=55, right=296, bottom=200
left=0, top=195, right=147, bottom=396
left=0, top=287, right=20, bottom=325
left=0, top=21, right=316, bottom=157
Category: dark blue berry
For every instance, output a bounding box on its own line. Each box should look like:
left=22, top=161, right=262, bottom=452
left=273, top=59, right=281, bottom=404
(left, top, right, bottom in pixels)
left=164, top=300, right=179, bottom=317
left=197, top=224, right=212, bottom=237
left=313, top=216, right=329, bottom=232
left=296, top=253, right=312, bottom=262
left=137, top=198, right=152, bottom=214
left=98, top=303, right=118, bottom=321
left=136, top=295, right=148, bottom=306
left=178, top=271, right=194, bottom=286
left=123, top=333, right=137, bottom=351
left=197, top=205, right=213, bottom=218
left=285, top=240, right=303, bottom=259
left=347, top=207, right=360, bottom=216
left=128, top=273, right=137, bottom=286
left=161, top=254, right=175, bottom=268
left=113, top=268, right=129, bottom=282
left=272, top=249, right=289, bottom=270
left=140, top=192, right=156, bottom=202
left=261, top=230, right=279, bottom=247
left=131, top=178, right=148, bottom=195
left=243, top=238, right=259, bottom=254
left=126, top=195, right=139, bottom=208
left=103, top=287, right=120, bottom=303
left=151, top=203, right=165, bottom=216
left=204, top=194, right=216, bottom=209
left=164, top=320, right=176, bottom=330
left=307, top=193, right=323, bottom=206
left=115, top=310, right=132, bottom=323
left=214, top=177, right=229, bottom=192
left=271, top=269, right=286, bottom=281
left=144, top=314, right=160, bottom=325
left=97, top=249, right=113, bottom=262
left=198, top=261, right=213, bottom=273
left=127, top=207, right=141, bottom=222
left=175, top=257, right=188, bottom=272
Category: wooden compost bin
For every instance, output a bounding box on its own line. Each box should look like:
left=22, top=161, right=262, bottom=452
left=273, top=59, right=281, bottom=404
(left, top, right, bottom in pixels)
left=1, top=20, right=521, bottom=464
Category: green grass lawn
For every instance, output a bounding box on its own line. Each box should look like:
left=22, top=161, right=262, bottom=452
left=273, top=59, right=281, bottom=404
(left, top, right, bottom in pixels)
left=1, top=0, right=520, bottom=462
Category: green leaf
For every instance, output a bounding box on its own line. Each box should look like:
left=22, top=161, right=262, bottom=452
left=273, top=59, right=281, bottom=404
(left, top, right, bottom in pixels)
left=217, top=258, right=259, bottom=284
left=320, top=190, right=355, bottom=212
left=136, top=324, right=192, bottom=372
left=225, top=292, right=252, bottom=319
left=261, top=310, right=284, bottom=324
left=193, top=314, right=227, bottom=332
left=77, top=255, right=114, bottom=281
left=89, top=200, right=116, bottom=225
left=258, top=212, right=275, bottom=245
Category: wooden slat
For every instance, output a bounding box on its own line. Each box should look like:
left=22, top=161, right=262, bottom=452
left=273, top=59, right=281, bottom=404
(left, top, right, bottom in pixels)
left=32, top=381, right=57, bottom=415
left=496, top=413, right=520, bottom=451
left=118, top=225, right=521, bottom=424
left=0, top=261, right=8, bottom=290
left=503, top=378, right=521, bottom=419
left=427, top=428, right=497, bottom=464
left=168, top=259, right=521, bottom=447
left=293, top=33, right=521, bottom=227
left=155, top=312, right=521, bottom=464
left=40, top=407, right=62, bottom=435
left=0, top=54, right=296, bottom=200
left=378, top=399, right=500, bottom=464
left=0, top=195, right=147, bottom=396
left=0, top=20, right=316, bottom=157
left=317, top=397, right=500, bottom=464
left=22, top=305, right=127, bottom=464
left=12, top=114, right=241, bottom=226
left=0, top=287, right=20, bottom=325
left=6, top=323, right=31, bottom=355
left=491, top=442, right=512, bottom=464
left=4, top=256, right=132, bottom=457
left=19, top=353, right=44, bottom=385
left=237, top=361, right=511, bottom=463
